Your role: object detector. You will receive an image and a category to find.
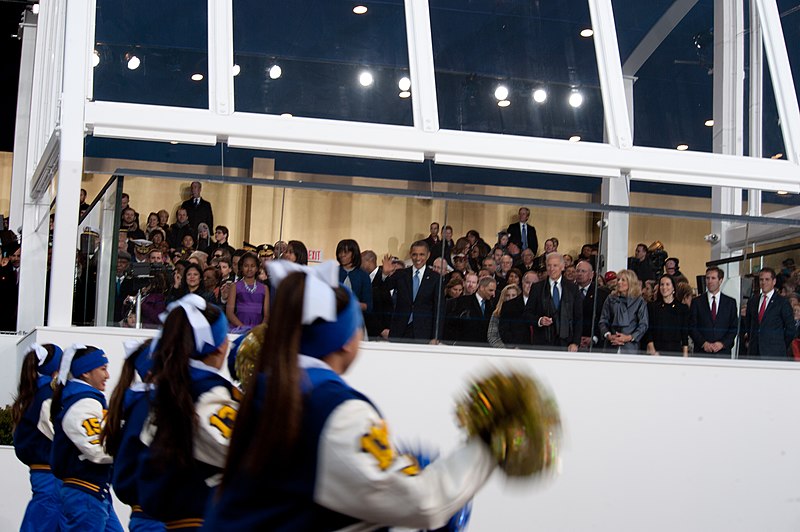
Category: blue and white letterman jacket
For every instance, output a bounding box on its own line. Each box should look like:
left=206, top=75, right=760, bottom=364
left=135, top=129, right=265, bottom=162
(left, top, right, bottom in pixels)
left=14, top=376, right=57, bottom=472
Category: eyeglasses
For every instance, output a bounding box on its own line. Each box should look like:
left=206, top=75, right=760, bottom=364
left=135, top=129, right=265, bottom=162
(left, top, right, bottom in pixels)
left=214, top=253, right=223, bottom=258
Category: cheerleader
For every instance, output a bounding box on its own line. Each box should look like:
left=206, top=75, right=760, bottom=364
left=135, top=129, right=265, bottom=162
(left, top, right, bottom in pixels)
left=136, top=294, right=236, bottom=529
left=50, top=344, right=123, bottom=531
left=100, top=340, right=165, bottom=531
left=12, top=343, right=63, bottom=531
left=205, top=261, right=497, bottom=530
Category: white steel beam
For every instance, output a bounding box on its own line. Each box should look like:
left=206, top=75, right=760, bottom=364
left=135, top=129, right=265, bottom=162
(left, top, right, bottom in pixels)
left=208, top=0, right=234, bottom=115
left=748, top=0, right=763, bottom=216
left=404, top=0, right=439, bottom=132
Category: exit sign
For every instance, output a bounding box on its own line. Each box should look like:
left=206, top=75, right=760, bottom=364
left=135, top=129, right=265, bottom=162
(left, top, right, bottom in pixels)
left=308, top=249, right=323, bottom=262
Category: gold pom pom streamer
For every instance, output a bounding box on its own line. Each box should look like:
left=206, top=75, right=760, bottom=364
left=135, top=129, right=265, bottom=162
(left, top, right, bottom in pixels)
left=455, top=369, right=561, bottom=477
left=233, top=324, right=267, bottom=392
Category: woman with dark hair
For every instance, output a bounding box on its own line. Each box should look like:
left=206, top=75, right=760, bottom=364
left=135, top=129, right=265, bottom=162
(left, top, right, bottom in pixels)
left=169, top=263, right=215, bottom=304
left=140, top=269, right=169, bottom=327
left=50, top=344, right=123, bottom=531
left=100, top=340, right=163, bottom=530
left=227, top=252, right=269, bottom=331
left=205, top=262, right=497, bottom=530
left=12, top=343, right=63, bottom=531
left=283, top=240, right=308, bottom=265
left=644, top=274, right=689, bottom=356
left=336, top=239, right=372, bottom=312
left=136, top=295, right=235, bottom=528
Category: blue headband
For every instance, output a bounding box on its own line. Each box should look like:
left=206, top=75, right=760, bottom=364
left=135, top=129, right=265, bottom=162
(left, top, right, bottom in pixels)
left=196, top=312, right=229, bottom=358
left=71, top=349, right=109, bottom=378
left=37, top=344, right=63, bottom=376
left=160, top=295, right=229, bottom=359
left=301, top=286, right=363, bottom=358
left=124, top=340, right=153, bottom=380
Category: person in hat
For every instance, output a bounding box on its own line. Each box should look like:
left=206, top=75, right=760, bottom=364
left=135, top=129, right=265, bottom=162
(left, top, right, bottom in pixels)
left=604, top=271, right=618, bottom=291
left=134, top=242, right=153, bottom=264
left=12, top=343, right=64, bottom=531
left=227, top=252, right=269, bottom=331
left=49, top=345, right=123, bottom=531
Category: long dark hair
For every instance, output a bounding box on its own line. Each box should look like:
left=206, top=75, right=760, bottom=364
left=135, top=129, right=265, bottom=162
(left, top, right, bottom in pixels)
left=101, top=340, right=152, bottom=456
left=50, top=346, right=101, bottom=423
left=149, top=304, right=221, bottom=467
left=221, top=273, right=351, bottom=489
left=287, top=240, right=308, bottom=265
left=11, top=345, right=58, bottom=427
left=336, top=239, right=362, bottom=269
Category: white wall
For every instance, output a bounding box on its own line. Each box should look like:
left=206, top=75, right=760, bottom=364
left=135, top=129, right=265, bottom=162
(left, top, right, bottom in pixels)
left=1, top=328, right=800, bottom=531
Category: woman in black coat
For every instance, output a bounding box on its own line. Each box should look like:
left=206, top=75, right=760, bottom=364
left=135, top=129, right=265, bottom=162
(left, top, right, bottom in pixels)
left=644, top=274, right=689, bottom=356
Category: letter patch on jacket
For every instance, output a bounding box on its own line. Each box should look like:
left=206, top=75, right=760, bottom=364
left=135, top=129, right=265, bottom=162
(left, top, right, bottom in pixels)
left=360, top=421, right=394, bottom=470
left=209, top=405, right=237, bottom=439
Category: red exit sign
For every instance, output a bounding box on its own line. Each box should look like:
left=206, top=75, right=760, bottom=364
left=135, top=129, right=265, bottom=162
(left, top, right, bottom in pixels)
left=308, top=249, right=323, bottom=262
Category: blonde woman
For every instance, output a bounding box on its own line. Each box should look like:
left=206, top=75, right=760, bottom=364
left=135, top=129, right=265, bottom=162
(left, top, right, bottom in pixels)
left=599, top=269, right=649, bottom=354
left=488, top=284, right=521, bottom=348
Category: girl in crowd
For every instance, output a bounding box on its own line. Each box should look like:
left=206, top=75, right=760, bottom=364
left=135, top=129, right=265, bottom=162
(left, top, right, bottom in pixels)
left=283, top=239, right=309, bottom=265
left=599, top=270, right=649, bottom=354
left=195, top=223, right=213, bottom=254
left=644, top=274, right=690, bottom=356
left=204, top=267, right=222, bottom=302
left=50, top=345, right=123, bottom=531
left=148, top=228, right=169, bottom=255
left=336, top=239, right=372, bottom=312
left=145, top=213, right=160, bottom=234
left=136, top=296, right=235, bottom=529
left=205, top=262, right=496, bottom=529
left=227, top=252, right=269, bottom=331
left=12, top=343, right=63, bottom=531
left=488, top=284, right=520, bottom=348
left=100, top=340, right=164, bottom=531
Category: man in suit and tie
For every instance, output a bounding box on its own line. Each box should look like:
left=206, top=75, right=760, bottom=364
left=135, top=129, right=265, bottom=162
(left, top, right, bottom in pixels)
left=689, top=267, right=738, bottom=358
left=526, top=253, right=582, bottom=351
left=180, top=181, right=214, bottom=231
left=742, top=267, right=794, bottom=360
left=499, top=270, right=537, bottom=347
left=575, top=259, right=609, bottom=350
left=444, top=277, right=496, bottom=345
left=506, top=207, right=539, bottom=256
left=361, top=250, right=393, bottom=339
left=382, top=241, right=445, bottom=342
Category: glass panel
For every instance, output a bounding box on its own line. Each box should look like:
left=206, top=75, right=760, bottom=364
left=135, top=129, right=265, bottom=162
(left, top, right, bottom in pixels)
left=778, top=0, right=800, bottom=110
left=93, top=0, right=209, bottom=108
left=232, top=0, right=413, bottom=125
left=430, top=0, right=605, bottom=142
left=613, top=0, right=714, bottom=152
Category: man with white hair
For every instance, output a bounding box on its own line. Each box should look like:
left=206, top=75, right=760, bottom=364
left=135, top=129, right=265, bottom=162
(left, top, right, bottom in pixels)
left=526, top=253, right=582, bottom=351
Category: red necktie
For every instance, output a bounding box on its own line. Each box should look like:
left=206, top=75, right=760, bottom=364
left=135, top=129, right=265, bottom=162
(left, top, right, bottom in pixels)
left=758, top=295, right=768, bottom=323
left=711, top=295, right=717, bottom=321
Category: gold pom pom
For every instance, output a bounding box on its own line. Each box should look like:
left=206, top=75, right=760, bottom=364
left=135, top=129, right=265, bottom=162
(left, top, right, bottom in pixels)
left=456, top=370, right=561, bottom=477
left=234, top=324, right=267, bottom=392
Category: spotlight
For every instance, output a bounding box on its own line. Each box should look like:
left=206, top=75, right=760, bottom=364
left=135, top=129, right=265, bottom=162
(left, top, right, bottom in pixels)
left=353, top=5, right=368, bottom=14
left=532, top=89, right=547, bottom=103
left=92, top=50, right=100, bottom=68
left=704, top=119, right=714, bottom=127
left=191, top=73, right=204, bottom=81
left=232, top=64, right=241, bottom=76
left=777, top=190, right=789, bottom=195
left=569, top=135, right=581, bottom=142
left=170, top=141, right=179, bottom=145
left=568, top=90, right=583, bottom=108
left=398, top=77, right=411, bottom=92
left=359, top=71, right=374, bottom=87
left=399, top=91, right=411, bottom=99
left=580, top=28, right=594, bottom=38
left=268, top=64, right=282, bottom=79
left=31, top=3, right=39, bottom=14
left=497, top=99, right=511, bottom=107
left=494, top=85, right=509, bottom=101
left=126, top=54, right=140, bottom=70
left=280, top=113, right=293, bottom=118
left=676, top=144, right=689, bottom=151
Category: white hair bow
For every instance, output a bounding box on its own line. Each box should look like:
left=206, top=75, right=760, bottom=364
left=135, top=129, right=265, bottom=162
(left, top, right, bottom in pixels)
left=159, top=294, right=213, bottom=353
left=58, top=344, right=86, bottom=385
left=123, top=339, right=145, bottom=359
left=266, top=260, right=339, bottom=325
left=30, top=343, right=49, bottom=366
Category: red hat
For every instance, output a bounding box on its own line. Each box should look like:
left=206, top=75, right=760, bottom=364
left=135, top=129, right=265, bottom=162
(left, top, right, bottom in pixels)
left=604, top=271, right=617, bottom=282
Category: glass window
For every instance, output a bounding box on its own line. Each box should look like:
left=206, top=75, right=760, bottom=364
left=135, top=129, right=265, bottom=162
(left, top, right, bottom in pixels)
left=232, top=0, right=413, bottom=125
left=430, top=0, right=605, bottom=142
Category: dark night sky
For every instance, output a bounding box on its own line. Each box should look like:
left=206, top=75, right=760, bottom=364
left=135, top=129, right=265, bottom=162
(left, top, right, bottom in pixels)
left=0, top=2, right=24, bottom=152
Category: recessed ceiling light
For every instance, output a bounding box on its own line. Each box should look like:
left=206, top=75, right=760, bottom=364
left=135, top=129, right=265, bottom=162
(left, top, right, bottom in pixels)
left=568, top=90, right=583, bottom=108
left=398, top=91, right=411, bottom=99
left=280, top=113, right=293, bottom=118
left=771, top=153, right=784, bottom=159
left=232, top=64, right=241, bottom=76
left=532, top=88, right=547, bottom=103
left=569, top=135, right=581, bottom=142
left=353, top=5, right=368, bottom=14
left=704, top=119, right=714, bottom=127
left=191, top=73, right=204, bottom=81
left=497, top=99, right=511, bottom=107
left=777, top=190, right=789, bottom=195
left=92, top=50, right=100, bottom=68
left=31, top=3, right=39, bottom=14
left=580, top=28, right=594, bottom=38
left=170, top=141, right=179, bottom=145
left=126, top=54, right=140, bottom=70
left=398, top=77, right=411, bottom=92
left=268, top=64, right=282, bottom=79
left=676, top=144, right=689, bottom=151
left=494, top=85, right=509, bottom=101
left=359, top=71, right=374, bottom=87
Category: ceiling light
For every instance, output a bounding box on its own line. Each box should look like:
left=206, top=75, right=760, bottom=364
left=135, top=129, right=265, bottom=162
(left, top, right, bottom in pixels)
left=532, top=88, right=547, bottom=103
left=676, top=144, right=689, bottom=151
left=777, top=190, right=789, bottom=195
left=494, top=85, right=509, bottom=101
left=359, top=71, right=374, bottom=87
left=580, top=28, right=594, bottom=38
left=170, top=141, right=179, bottom=145
left=398, top=77, right=411, bottom=92
left=771, top=153, right=784, bottom=159
left=31, top=3, right=39, bottom=14
left=191, top=73, right=204, bottom=81
left=92, top=50, right=100, bottom=68
left=704, top=119, right=714, bottom=127
left=569, top=135, right=581, bottom=142
left=398, top=91, right=411, bottom=99
left=268, top=64, right=282, bottom=79
left=568, top=90, right=583, bottom=108
left=126, top=54, right=140, bottom=70
left=280, top=113, right=293, bottom=118
left=232, top=64, right=241, bottom=76
left=353, top=5, right=368, bottom=14
left=497, top=99, right=511, bottom=107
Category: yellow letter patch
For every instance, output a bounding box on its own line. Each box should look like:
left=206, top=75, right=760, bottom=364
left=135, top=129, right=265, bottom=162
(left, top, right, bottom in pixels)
left=361, top=421, right=394, bottom=470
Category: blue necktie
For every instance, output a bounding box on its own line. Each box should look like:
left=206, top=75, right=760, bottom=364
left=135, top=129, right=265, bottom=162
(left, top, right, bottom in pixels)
left=521, top=224, right=528, bottom=250
left=412, top=269, right=420, bottom=301
left=552, top=282, right=560, bottom=311
left=480, top=298, right=486, bottom=316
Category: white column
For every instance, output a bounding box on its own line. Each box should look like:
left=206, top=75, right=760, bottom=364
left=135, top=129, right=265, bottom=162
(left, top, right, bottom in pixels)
left=48, top=0, right=91, bottom=326
left=208, top=0, right=234, bottom=116
left=747, top=0, right=762, bottom=217
left=404, top=0, right=439, bottom=132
